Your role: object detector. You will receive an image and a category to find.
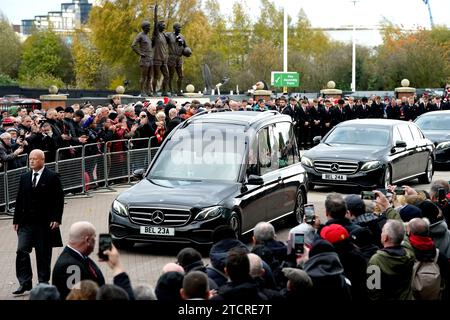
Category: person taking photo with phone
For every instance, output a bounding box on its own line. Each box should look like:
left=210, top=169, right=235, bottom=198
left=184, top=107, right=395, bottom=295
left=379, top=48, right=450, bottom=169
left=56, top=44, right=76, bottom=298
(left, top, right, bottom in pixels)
left=52, top=221, right=134, bottom=300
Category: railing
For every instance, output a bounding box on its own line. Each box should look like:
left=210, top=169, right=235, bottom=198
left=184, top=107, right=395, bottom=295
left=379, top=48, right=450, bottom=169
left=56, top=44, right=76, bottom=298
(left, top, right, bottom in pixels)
left=0, top=137, right=158, bottom=216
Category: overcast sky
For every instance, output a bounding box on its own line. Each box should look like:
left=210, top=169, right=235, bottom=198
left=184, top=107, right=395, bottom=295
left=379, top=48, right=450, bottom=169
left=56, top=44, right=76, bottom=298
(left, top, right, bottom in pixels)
left=1, top=0, right=449, bottom=29
left=1, top=1, right=446, bottom=85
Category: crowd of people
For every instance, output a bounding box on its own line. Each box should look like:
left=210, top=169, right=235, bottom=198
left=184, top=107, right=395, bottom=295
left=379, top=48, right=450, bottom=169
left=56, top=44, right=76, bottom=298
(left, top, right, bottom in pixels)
left=1, top=92, right=449, bottom=170
left=24, top=179, right=450, bottom=301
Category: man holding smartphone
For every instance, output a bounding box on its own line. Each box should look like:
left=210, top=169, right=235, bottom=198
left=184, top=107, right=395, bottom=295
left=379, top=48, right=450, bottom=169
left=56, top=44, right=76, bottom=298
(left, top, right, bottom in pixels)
left=52, top=221, right=134, bottom=300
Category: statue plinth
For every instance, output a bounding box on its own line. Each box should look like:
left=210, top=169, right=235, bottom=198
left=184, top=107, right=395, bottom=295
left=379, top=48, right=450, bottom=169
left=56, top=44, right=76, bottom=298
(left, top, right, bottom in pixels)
left=320, top=89, right=342, bottom=99
left=39, top=94, right=68, bottom=110
left=395, top=80, right=416, bottom=99
left=183, top=93, right=204, bottom=98
left=253, top=90, right=272, bottom=103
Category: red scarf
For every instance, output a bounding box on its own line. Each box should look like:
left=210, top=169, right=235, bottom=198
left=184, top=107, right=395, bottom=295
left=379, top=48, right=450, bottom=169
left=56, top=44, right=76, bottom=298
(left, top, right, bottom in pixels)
left=155, top=126, right=165, bottom=143
left=409, top=234, right=435, bottom=251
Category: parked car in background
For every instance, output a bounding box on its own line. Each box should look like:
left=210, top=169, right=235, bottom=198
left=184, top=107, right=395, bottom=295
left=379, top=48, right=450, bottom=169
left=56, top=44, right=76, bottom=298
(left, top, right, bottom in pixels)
left=415, top=110, right=450, bottom=166
left=301, top=119, right=435, bottom=190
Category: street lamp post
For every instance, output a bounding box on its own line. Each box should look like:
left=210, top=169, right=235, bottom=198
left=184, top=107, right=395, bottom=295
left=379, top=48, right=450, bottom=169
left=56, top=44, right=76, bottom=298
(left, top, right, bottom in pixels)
left=351, top=0, right=359, bottom=93
left=283, top=3, right=288, bottom=94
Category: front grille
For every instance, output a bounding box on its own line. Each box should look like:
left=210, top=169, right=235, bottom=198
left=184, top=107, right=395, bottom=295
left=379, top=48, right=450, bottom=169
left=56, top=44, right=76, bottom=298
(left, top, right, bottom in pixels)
left=313, top=160, right=359, bottom=174
left=128, top=207, right=191, bottom=226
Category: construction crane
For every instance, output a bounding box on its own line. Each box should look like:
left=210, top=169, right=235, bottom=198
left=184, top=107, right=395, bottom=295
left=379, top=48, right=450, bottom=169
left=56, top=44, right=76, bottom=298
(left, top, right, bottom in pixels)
left=423, top=0, right=434, bottom=28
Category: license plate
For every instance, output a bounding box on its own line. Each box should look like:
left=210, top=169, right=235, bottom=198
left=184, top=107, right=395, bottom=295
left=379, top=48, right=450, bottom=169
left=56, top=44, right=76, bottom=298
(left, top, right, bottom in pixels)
left=140, top=226, right=175, bottom=236
left=322, top=174, right=347, bottom=181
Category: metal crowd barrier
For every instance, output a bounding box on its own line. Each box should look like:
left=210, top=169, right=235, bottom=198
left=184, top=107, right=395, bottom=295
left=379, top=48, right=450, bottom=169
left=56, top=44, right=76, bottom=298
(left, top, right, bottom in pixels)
left=4, top=154, right=28, bottom=212
left=0, top=137, right=159, bottom=215
left=55, top=146, right=84, bottom=193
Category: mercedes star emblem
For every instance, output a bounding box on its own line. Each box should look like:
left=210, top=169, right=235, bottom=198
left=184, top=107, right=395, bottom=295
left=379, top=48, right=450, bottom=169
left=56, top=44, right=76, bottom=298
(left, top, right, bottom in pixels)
left=151, top=210, right=165, bottom=224
left=331, top=163, right=340, bottom=172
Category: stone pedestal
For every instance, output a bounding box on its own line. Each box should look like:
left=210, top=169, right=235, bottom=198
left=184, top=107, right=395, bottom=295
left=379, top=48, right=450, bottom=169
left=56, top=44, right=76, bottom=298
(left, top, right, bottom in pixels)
left=39, top=85, right=67, bottom=110
left=39, top=95, right=67, bottom=110
left=395, top=79, right=416, bottom=99
left=253, top=90, right=272, bottom=102
left=320, top=81, right=342, bottom=99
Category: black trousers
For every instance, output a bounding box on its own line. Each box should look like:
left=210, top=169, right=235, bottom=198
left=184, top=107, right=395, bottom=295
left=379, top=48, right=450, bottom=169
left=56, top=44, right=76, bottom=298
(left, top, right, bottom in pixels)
left=16, top=224, right=53, bottom=285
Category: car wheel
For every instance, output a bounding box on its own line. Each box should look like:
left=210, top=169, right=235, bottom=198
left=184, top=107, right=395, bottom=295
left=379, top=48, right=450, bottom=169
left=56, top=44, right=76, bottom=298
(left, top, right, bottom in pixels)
left=229, top=212, right=241, bottom=239
left=382, top=166, right=391, bottom=189
left=418, top=156, right=433, bottom=184
left=292, top=189, right=306, bottom=224
left=112, top=239, right=135, bottom=250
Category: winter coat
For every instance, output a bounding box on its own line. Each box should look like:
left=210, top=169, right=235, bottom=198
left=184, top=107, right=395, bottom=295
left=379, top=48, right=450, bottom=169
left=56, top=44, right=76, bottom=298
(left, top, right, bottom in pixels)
left=368, top=246, right=415, bottom=301
left=303, top=251, right=352, bottom=301
left=429, top=220, right=450, bottom=259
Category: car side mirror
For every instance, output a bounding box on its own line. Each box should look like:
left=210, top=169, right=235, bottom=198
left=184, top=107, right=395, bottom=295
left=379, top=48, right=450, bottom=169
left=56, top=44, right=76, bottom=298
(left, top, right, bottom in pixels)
left=313, top=136, right=322, bottom=145
left=133, top=169, right=145, bottom=180
left=247, top=175, right=264, bottom=185
left=395, top=140, right=407, bottom=148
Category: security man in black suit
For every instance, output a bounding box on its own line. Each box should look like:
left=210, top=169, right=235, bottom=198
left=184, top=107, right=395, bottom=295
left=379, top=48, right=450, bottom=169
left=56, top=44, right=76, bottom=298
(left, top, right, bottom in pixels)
left=52, top=221, right=134, bottom=300
left=12, top=149, right=64, bottom=295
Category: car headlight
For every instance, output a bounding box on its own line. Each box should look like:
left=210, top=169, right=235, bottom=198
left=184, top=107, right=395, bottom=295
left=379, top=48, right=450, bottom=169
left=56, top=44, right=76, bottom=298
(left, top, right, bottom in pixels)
left=112, top=200, right=128, bottom=217
left=361, top=161, right=381, bottom=171
left=301, top=156, right=313, bottom=167
left=436, top=141, right=450, bottom=150
left=194, top=206, right=224, bottom=221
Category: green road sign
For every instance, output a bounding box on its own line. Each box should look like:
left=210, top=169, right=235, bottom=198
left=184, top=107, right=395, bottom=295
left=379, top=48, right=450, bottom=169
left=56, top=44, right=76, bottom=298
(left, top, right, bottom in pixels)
left=271, top=72, right=300, bottom=87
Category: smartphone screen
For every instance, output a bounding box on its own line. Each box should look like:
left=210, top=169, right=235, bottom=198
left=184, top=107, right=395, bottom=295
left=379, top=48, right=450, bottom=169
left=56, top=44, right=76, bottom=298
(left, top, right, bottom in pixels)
left=98, top=233, right=112, bottom=261
left=294, top=233, right=305, bottom=254
left=395, top=187, right=405, bottom=195
left=361, top=191, right=375, bottom=200
left=304, top=204, right=315, bottom=216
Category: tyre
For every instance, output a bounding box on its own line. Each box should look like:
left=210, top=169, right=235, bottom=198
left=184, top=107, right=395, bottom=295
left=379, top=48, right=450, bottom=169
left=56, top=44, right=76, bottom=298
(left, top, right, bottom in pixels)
left=418, top=156, right=433, bottom=184
left=229, top=211, right=242, bottom=239
left=292, top=189, right=306, bottom=225
left=382, top=166, right=391, bottom=190
left=112, top=239, right=135, bottom=250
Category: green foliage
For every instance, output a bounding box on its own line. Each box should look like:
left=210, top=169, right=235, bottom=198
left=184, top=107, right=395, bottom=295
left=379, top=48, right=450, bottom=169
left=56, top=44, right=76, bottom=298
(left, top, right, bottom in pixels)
left=19, top=29, right=74, bottom=85
left=0, top=73, right=18, bottom=86
left=0, top=15, right=22, bottom=78
left=10, top=1, right=450, bottom=91
left=19, top=73, right=65, bottom=89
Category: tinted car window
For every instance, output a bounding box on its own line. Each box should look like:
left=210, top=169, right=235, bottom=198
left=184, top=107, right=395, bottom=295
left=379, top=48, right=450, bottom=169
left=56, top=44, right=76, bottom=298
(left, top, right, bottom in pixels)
left=398, top=124, right=415, bottom=146
left=324, top=126, right=390, bottom=146
left=409, top=124, right=424, bottom=141
left=149, top=124, right=245, bottom=181
left=247, top=136, right=259, bottom=175
left=274, top=122, right=299, bottom=168
left=258, top=126, right=278, bottom=175
left=416, top=114, right=450, bottom=130
left=393, top=126, right=402, bottom=143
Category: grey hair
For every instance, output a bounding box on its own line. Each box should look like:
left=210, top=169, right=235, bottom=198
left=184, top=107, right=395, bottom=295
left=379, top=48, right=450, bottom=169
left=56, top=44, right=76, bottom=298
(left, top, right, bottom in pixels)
left=0, top=132, right=11, bottom=140
left=383, top=220, right=405, bottom=246
left=133, top=284, right=156, bottom=300
left=253, top=221, right=275, bottom=243
left=325, top=193, right=347, bottom=219
left=247, top=253, right=264, bottom=278
left=408, top=218, right=429, bottom=236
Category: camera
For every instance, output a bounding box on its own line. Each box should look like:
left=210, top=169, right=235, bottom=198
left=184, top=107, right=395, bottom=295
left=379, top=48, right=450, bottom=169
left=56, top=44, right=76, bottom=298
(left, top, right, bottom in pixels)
left=304, top=204, right=315, bottom=224
left=394, top=187, right=405, bottom=195
left=294, top=233, right=305, bottom=255
left=98, top=233, right=112, bottom=261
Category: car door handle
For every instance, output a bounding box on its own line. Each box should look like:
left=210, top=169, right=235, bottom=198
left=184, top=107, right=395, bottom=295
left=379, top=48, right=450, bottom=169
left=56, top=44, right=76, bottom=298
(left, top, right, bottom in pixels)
left=277, top=177, right=283, bottom=184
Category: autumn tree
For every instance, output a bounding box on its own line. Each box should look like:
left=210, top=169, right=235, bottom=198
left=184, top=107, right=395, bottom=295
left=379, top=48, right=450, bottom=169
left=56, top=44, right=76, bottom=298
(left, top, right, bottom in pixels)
left=0, top=15, right=22, bottom=79
left=19, top=29, right=74, bottom=88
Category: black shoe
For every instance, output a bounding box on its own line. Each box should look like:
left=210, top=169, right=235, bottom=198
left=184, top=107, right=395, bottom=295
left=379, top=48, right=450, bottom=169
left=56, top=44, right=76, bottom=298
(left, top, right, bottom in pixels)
left=12, top=283, right=32, bottom=295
